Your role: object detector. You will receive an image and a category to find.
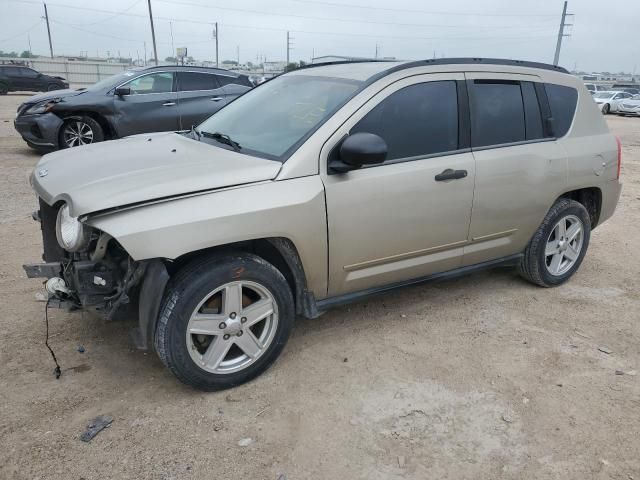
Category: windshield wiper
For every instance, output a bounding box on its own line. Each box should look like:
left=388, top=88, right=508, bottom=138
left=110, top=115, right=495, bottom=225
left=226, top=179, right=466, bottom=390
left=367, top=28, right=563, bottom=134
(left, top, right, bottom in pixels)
left=200, top=131, right=241, bottom=151
left=190, top=125, right=201, bottom=141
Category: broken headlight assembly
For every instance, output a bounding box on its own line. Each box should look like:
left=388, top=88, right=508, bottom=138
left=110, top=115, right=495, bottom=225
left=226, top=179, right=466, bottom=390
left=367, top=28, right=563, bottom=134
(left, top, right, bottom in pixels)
left=24, top=100, right=57, bottom=115
left=55, top=203, right=90, bottom=252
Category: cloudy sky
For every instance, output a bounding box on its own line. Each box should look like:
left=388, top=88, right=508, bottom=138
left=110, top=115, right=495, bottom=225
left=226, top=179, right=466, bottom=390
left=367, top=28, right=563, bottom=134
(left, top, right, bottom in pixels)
left=0, top=0, right=638, bottom=73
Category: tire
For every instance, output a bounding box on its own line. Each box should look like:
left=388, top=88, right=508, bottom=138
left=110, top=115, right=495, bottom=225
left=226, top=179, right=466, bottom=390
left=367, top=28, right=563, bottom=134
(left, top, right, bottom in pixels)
left=155, top=253, right=294, bottom=391
left=47, top=83, right=61, bottom=91
left=602, top=103, right=610, bottom=114
left=58, top=116, right=104, bottom=148
left=518, top=198, right=591, bottom=287
left=0, top=83, right=8, bottom=95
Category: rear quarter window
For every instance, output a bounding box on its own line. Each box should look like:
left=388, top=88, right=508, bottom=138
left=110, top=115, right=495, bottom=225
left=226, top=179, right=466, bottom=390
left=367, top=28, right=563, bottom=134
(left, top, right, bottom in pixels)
left=544, top=84, right=578, bottom=138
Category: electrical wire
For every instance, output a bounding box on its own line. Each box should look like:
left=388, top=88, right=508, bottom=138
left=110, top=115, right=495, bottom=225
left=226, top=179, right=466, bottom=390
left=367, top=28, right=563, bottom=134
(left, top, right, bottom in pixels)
left=0, top=19, right=43, bottom=43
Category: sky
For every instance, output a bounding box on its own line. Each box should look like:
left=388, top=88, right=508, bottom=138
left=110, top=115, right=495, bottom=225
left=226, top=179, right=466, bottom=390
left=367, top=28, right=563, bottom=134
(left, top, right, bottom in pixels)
left=0, top=0, right=638, bottom=73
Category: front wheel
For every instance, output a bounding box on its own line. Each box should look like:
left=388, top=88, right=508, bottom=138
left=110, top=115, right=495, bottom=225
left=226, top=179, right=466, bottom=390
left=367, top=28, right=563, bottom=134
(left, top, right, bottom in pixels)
left=602, top=103, right=610, bottom=114
left=59, top=116, right=104, bottom=148
left=518, top=198, right=591, bottom=287
left=155, top=253, right=294, bottom=391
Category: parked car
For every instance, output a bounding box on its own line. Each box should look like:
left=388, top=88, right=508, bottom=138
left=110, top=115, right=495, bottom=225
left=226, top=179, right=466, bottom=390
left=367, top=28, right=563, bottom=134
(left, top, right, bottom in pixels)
left=0, top=65, right=68, bottom=93
left=24, top=58, right=621, bottom=391
left=14, top=65, right=252, bottom=151
left=617, top=94, right=640, bottom=116
left=592, top=90, right=634, bottom=113
left=611, top=84, right=640, bottom=95
left=584, top=83, right=607, bottom=95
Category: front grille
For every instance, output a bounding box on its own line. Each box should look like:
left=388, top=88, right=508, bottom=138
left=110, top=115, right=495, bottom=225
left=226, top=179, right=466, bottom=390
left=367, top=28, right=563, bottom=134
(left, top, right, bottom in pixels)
left=39, top=198, right=66, bottom=262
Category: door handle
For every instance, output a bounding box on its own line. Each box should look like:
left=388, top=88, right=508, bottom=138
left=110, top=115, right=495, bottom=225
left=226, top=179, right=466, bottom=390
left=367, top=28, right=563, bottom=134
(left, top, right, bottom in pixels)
left=435, top=168, right=468, bottom=181
left=162, top=102, right=176, bottom=106
left=210, top=97, right=223, bottom=102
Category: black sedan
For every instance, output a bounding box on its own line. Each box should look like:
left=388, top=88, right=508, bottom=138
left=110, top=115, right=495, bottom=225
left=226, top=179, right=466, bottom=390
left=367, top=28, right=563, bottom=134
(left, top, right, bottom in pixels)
left=14, top=65, right=252, bottom=151
left=0, top=65, right=68, bottom=93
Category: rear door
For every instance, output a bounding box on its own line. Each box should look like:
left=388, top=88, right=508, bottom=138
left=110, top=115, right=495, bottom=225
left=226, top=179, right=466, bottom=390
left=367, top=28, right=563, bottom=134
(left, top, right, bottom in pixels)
left=462, top=73, right=568, bottom=266
left=112, top=71, right=180, bottom=136
left=176, top=71, right=228, bottom=129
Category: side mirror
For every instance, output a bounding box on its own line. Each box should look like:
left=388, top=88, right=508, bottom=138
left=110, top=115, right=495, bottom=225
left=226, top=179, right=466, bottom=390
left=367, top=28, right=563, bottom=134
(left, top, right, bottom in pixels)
left=115, top=86, right=130, bottom=97
left=330, top=132, right=387, bottom=173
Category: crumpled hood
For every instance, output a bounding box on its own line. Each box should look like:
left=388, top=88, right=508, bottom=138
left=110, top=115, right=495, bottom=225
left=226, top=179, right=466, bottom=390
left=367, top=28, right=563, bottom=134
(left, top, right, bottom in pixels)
left=32, top=132, right=282, bottom=216
left=23, top=88, right=84, bottom=104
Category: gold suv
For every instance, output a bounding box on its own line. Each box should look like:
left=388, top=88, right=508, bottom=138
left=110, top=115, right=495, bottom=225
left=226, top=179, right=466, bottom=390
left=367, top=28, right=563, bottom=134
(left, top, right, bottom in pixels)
left=25, top=59, right=622, bottom=390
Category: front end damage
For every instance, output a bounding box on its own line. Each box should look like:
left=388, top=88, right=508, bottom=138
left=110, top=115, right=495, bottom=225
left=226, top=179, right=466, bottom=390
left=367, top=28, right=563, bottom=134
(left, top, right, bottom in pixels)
left=24, top=199, right=167, bottom=349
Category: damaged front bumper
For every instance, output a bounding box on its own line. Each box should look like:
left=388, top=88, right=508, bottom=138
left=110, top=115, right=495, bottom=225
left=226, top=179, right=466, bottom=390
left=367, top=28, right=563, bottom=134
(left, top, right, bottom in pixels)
left=14, top=112, right=63, bottom=148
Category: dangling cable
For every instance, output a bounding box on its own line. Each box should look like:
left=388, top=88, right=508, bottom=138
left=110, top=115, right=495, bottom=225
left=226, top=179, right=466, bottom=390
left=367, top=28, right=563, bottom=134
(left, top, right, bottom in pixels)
left=44, top=297, right=62, bottom=379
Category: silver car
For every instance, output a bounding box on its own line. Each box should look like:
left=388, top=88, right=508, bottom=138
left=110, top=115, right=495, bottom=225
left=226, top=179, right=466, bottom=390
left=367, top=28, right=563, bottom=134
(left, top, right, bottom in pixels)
left=24, top=58, right=622, bottom=390
left=592, top=90, right=634, bottom=114
left=617, top=94, right=640, bottom=116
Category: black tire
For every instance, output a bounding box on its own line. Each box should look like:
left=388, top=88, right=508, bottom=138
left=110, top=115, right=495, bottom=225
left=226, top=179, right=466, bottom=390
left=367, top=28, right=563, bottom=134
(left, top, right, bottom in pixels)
left=58, top=116, right=104, bottom=149
left=0, top=83, right=8, bottom=95
left=518, top=198, right=591, bottom=287
left=155, top=253, right=294, bottom=391
left=602, top=103, right=610, bottom=114
left=47, top=83, right=62, bottom=91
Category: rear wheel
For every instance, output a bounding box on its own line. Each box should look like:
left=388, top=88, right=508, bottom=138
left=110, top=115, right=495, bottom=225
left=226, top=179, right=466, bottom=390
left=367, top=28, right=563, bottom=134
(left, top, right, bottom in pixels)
left=602, top=103, right=610, bottom=114
left=155, top=253, right=294, bottom=391
left=59, top=116, right=104, bottom=148
left=518, top=199, right=591, bottom=287
left=47, top=83, right=61, bottom=91
left=0, top=82, right=8, bottom=95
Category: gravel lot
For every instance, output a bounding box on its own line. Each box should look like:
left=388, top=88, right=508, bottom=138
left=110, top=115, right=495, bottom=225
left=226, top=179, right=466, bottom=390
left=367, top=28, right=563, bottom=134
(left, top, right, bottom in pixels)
left=0, top=92, right=639, bottom=480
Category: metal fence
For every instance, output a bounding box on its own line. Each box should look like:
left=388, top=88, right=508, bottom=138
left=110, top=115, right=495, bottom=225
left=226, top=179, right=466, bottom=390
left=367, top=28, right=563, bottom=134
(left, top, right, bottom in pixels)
left=1, top=57, right=130, bottom=86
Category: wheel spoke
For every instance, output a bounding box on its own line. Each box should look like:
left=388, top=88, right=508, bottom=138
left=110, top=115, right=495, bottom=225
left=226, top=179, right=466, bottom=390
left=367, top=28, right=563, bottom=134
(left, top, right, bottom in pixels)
left=545, top=240, right=559, bottom=256
left=188, top=313, right=226, bottom=335
left=566, top=222, right=581, bottom=242
left=241, top=298, right=274, bottom=326
left=557, top=219, right=567, bottom=239
left=234, top=331, right=262, bottom=358
left=202, top=337, right=232, bottom=370
left=549, top=253, right=564, bottom=275
left=564, top=245, right=579, bottom=261
left=222, top=283, right=243, bottom=316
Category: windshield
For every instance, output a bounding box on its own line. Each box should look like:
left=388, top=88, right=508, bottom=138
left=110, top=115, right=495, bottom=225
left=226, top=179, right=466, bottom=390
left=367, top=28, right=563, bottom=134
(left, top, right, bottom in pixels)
left=593, top=92, right=614, bottom=99
left=86, top=69, right=145, bottom=91
left=197, top=75, right=362, bottom=160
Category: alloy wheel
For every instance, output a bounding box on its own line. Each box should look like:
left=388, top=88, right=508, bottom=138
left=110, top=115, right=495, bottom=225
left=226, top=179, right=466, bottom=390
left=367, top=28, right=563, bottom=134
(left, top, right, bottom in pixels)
left=185, top=281, right=279, bottom=374
left=545, top=214, right=584, bottom=276
left=62, top=121, right=94, bottom=147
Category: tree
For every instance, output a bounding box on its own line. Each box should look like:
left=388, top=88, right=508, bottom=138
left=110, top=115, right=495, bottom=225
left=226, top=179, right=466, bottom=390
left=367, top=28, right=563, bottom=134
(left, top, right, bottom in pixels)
left=165, top=56, right=177, bottom=63
left=285, top=62, right=299, bottom=72
left=221, top=60, right=238, bottom=66
left=20, top=50, right=35, bottom=58
left=0, top=50, right=19, bottom=58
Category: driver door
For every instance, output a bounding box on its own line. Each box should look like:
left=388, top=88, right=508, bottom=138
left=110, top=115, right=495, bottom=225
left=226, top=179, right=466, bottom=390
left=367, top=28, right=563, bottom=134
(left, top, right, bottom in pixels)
left=322, top=73, right=476, bottom=296
left=112, top=71, right=180, bottom=136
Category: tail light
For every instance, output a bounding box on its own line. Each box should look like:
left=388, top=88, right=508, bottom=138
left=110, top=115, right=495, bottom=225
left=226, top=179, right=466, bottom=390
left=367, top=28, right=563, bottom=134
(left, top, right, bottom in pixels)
left=615, top=136, right=622, bottom=179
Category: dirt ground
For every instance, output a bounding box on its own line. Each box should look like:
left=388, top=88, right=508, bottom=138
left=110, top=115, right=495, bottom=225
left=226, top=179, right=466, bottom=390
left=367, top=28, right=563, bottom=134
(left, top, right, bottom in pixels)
left=0, top=92, right=638, bottom=480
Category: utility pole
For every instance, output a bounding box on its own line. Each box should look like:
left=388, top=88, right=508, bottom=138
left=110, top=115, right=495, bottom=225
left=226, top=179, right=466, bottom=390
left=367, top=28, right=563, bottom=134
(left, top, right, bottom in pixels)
left=213, top=22, right=219, bottom=68
left=236, top=45, right=240, bottom=66
left=43, top=3, right=53, bottom=58
left=147, top=0, right=159, bottom=65
left=375, top=44, right=379, bottom=59
left=143, top=41, right=147, bottom=65
left=28, top=34, right=32, bottom=56
left=169, top=21, right=175, bottom=63
left=286, top=31, right=293, bottom=66
left=553, top=1, right=573, bottom=66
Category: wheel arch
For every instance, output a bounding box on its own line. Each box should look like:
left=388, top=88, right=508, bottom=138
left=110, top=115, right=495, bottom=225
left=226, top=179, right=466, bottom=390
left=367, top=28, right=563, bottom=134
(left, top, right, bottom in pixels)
left=558, top=186, right=602, bottom=228
left=135, top=237, right=320, bottom=351
left=56, top=110, right=117, bottom=143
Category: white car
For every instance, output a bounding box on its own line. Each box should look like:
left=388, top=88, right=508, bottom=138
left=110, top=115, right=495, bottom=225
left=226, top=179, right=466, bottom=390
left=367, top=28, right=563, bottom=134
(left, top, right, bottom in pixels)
left=617, top=94, right=640, bottom=116
left=593, top=90, right=634, bottom=114
left=584, top=83, right=607, bottom=95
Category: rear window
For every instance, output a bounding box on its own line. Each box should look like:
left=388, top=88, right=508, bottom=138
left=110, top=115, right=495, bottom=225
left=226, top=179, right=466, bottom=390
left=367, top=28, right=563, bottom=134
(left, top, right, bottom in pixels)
left=217, top=74, right=252, bottom=87
left=470, top=80, right=526, bottom=147
left=544, top=84, right=578, bottom=137
left=177, top=72, right=218, bottom=91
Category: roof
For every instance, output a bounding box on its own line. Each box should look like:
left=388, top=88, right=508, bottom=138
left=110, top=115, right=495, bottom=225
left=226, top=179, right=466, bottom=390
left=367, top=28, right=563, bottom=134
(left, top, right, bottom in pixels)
left=288, top=57, right=570, bottom=83
left=140, top=65, right=246, bottom=76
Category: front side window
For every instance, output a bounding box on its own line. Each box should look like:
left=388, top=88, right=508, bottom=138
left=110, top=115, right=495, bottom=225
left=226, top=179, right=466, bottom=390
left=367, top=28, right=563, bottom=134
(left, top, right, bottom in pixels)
left=217, top=74, right=252, bottom=88
left=351, top=81, right=459, bottom=161
left=125, top=72, right=174, bottom=94
left=21, top=68, right=38, bottom=78
left=470, top=80, right=526, bottom=147
left=177, top=72, right=218, bottom=92
left=197, top=75, right=361, bottom=160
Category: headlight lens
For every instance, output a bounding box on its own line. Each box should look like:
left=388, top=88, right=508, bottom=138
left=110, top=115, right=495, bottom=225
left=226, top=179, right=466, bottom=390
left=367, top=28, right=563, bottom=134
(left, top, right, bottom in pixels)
left=25, top=101, right=55, bottom=115
left=56, top=203, right=89, bottom=252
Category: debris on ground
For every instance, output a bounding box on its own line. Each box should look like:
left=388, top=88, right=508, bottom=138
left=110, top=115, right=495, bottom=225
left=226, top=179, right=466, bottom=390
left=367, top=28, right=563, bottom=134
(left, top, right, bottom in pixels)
left=35, top=292, right=47, bottom=302
left=397, top=455, right=406, bottom=468
left=237, top=437, right=253, bottom=447
left=502, top=414, right=514, bottom=423
left=80, top=415, right=113, bottom=442
left=615, top=370, right=625, bottom=375
left=77, top=345, right=85, bottom=353
left=225, top=394, right=240, bottom=403
left=276, top=474, right=287, bottom=480
left=598, top=346, right=613, bottom=355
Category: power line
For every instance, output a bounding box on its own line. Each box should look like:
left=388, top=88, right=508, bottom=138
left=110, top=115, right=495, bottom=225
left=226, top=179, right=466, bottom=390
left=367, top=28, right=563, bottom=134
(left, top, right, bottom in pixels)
left=66, top=0, right=144, bottom=27
left=290, top=0, right=558, bottom=17
left=0, top=19, right=43, bottom=43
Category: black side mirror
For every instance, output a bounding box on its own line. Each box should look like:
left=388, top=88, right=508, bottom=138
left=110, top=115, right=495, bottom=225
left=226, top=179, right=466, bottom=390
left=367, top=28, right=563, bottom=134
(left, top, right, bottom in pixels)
left=115, top=86, right=130, bottom=97
left=330, top=132, right=387, bottom=173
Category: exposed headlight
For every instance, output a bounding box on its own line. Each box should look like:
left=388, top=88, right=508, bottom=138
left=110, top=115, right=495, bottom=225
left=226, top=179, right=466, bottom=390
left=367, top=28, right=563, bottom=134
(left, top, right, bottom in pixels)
left=25, top=101, right=56, bottom=115
left=56, top=203, right=89, bottom=252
